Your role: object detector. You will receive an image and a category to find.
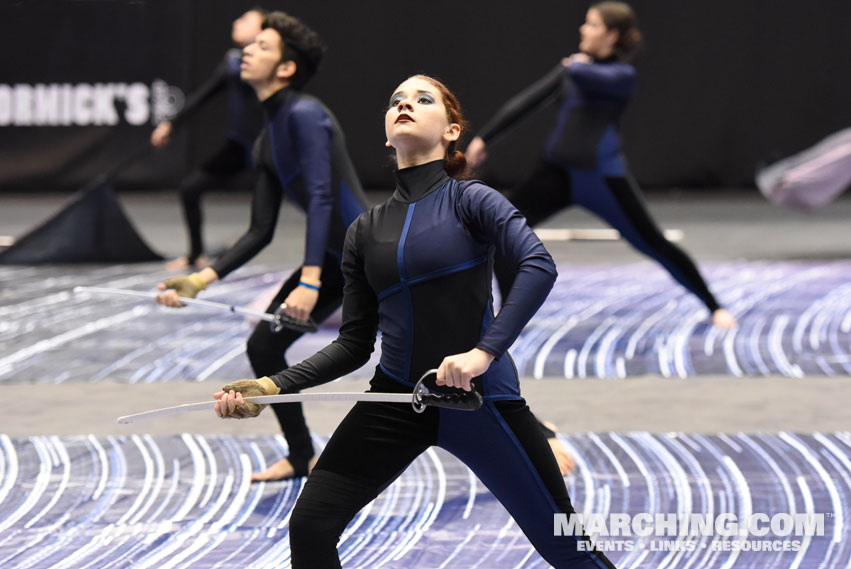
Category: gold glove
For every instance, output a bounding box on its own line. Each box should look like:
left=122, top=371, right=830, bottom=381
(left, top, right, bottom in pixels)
left=162, top=272, right=207, bottom=299
left=220, top=377, right=281, bottom=418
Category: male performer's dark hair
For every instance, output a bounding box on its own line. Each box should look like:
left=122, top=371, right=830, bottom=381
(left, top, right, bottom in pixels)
left=260, top=12, right=326, bottom=89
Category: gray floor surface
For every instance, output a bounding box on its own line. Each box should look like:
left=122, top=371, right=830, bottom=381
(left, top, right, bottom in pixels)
left=1, top=189, right=850, bottom=437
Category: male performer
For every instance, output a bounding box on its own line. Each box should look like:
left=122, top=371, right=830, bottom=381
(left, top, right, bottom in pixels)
left=157, top=12, right=368, bottom=481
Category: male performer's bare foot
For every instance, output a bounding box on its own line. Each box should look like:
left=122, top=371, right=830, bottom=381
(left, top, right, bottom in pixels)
left=165, top=255, right=209, bottom=271
left=712, top=308, right=737, bottom=329
left=251, top=456, right=318, bottom=482
left=164, top=256, right=191, bottom=271
left=541, top=420, right=576, bottom=476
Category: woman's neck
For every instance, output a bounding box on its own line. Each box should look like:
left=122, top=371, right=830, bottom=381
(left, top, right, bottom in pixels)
left=395, top=145, right=446, bottom=170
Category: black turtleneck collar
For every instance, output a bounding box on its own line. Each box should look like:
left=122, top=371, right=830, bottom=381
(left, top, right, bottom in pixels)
left=593, top=54, right=619, bottom=64
left=261, top=86, right=293, bottom=119
left=393, top=159, right=450, bottom=203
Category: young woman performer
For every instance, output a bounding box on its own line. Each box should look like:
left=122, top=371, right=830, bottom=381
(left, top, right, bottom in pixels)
left=466, top=1, right=735, bottom=328
left=214, top=75, right=616, bottom=568
left=151, top=8, right=267, bottom=270
left=157, top=12, right=368, bottom=481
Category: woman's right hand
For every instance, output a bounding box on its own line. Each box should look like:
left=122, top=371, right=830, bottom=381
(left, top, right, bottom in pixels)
left=156, top=272, right=207, bottom=307
left=151, top=121, right=173, bottom=147
left=465, top=136, right=488, bottom=168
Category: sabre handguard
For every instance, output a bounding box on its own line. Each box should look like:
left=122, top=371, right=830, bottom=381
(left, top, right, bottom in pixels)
left=411, top=369, right=483, bottom=413
left=270, top=305, right=319, bottom=334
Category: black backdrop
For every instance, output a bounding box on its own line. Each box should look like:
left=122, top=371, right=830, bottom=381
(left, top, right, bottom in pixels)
left=1, top=0, right=850, bottom=192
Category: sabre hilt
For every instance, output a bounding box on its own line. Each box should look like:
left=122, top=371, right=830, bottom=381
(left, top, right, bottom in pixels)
left=270, top=305, right=319, bottom=334
left=411, top=369, right=483, bottom=413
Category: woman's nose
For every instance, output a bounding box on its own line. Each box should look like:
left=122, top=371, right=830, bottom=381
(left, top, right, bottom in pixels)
left=397, top=99, right=413, bottom=112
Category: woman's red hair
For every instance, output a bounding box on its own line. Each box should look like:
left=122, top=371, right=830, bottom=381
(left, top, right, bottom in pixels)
left=410, top=74, right=469, bottom=178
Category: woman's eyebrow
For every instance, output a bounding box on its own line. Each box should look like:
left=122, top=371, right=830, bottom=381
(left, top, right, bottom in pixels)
left=389, top=89, right=435, bottom=100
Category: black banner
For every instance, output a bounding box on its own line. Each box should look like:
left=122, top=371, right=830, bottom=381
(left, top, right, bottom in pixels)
left=0, top=0, right=194, bottom=189
left=2, top=0, right=851, bottom=191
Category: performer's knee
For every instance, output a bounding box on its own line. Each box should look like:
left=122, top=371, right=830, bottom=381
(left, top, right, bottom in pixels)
left=245, top=327, right=282, bottom=377
left=289, top=504, right=342, bottom=565
left=179, top=171, right=211, bottom=202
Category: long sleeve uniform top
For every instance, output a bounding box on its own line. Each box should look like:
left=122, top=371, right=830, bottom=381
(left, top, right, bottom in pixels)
left=477, top=55, right=636, bottom=175
left=270, top=160, right=557, bottom=399
left=211, top=87, right=368, bottom=278
left=168, top=48, right=263, bottom=149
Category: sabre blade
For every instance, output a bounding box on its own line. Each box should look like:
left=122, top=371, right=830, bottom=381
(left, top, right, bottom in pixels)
left=73, top=285, right=274, bottom=322
left=116, top=392, right=414, bottom=424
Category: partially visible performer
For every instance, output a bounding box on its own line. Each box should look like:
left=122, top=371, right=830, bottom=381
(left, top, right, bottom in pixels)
left=213, top=75, right=616, bottom=569
left=151, top=8, right=266, bottom=270
left=756, top=125, right=851, bottom=209
left=466, top=1, right=736, bottom=328
left=157, top=12, right=368, bottom=481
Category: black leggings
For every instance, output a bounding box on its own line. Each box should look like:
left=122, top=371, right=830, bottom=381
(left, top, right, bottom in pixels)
left=288, top=376, right=616, bottom=569
left=246, top=252, right=345, bottom=475
left=495, top=161, right=721, bottom=313
left=179, top=138, right=251, bottom=263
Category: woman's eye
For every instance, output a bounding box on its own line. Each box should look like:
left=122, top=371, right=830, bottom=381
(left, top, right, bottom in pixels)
left=417, top=94, right=434, bottom=104
left=388, top=96, right=403, bottom=108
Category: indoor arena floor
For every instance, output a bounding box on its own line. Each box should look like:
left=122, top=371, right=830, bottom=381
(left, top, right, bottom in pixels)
left=1, top=189, right=850, bottom=568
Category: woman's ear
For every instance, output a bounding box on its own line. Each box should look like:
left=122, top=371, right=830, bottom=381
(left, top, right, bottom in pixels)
left=443, top=123, right=461, bottom=143
left=605, top=29, right=620, bottom=51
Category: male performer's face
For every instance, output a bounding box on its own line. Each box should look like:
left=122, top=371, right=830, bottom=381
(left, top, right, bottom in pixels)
left=232, top=10, right=264, bottom=47
left=241, top=28, right=291, bottom=84
left=384, top=77, right=459, bottom=152
left=579, top=8, right=618, bottom=58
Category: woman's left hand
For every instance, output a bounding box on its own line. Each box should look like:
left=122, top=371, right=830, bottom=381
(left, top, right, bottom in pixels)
left=436, top=348, right=495, bottom=391
left=563, top=53, right=592, bottom=66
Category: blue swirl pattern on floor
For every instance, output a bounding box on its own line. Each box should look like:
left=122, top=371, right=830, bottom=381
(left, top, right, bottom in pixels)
left=0, top=432, right=847, bottom=568
left=511, top=261, right=851, bottom=378
left=3, top=261, right=851, bottom=383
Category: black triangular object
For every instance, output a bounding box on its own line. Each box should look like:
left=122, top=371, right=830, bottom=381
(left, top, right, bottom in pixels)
left=0, top=184, right=163, bottom=264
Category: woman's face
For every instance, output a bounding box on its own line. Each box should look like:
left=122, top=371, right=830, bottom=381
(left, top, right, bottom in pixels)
left=579, top=8, right=618, bottom=58
left=385, top=77, right=459, bottom=154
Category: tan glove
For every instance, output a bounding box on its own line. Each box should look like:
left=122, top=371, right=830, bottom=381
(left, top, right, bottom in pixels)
left=163, top=272, right=207, bottom=299
left=218, top=377, right=280, bottom=419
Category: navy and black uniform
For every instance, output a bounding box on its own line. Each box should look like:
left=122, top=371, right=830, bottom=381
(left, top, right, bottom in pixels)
left=267, top=160, right=615, bottom=568
left=211, top=86, right=368, bottom=476
left=479, top=56, right=722, bottom=313
left=167, top=48, right=263, bottom=264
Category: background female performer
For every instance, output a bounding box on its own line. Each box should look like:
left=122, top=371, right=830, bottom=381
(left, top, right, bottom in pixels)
left=466, top=1, right=735, bottom=328
left=151, top=7, right=267, bottom=270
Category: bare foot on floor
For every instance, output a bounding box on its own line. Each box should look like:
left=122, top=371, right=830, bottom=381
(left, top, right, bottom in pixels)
left=164, top=255, right=209, bottom=272
left=712, top=308, right=737, bottom=329
left=164, top=256, right=190, bottom=271
left=541, top=420, right=576, bottom=476
left=251, top=456, right=318, bottom=482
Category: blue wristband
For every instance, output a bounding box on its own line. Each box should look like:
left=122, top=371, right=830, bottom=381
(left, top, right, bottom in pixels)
left=298, top=280, right=320, bottom=291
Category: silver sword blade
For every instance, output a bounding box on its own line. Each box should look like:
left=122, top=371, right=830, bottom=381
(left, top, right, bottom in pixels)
left=116, top=392, right=413, bottom=424
left=74, top=285, right=274, bottom=322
